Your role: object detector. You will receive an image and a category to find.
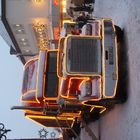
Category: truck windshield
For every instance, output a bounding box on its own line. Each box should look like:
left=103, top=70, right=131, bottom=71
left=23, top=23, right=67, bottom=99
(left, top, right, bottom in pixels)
left=22, top=59, right=38, bottom=94
left=45, top=51, right=58, bottom=97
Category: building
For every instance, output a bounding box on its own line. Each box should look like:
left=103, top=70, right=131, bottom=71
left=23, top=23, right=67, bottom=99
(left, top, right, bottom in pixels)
left=0, top=0, right=70, bottom=64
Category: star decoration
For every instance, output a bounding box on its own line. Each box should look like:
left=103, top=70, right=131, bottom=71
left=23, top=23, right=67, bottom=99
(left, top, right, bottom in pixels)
left=50, top=131, right=56, bottom=138
left=38, top=128, right=48, bottom=138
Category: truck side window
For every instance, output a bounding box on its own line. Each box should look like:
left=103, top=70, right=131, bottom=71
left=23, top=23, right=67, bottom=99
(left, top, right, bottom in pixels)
left=22, top=60, right=38, bottom=94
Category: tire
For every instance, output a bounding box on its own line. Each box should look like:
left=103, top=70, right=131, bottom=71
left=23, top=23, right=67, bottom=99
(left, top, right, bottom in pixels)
left=115, top=30, right=128, bottom=104
left=115, top=25, right=123, bottom=43
left=82, top=111, right=100, bottom=124
left=66, top=122, right=81, bottom=139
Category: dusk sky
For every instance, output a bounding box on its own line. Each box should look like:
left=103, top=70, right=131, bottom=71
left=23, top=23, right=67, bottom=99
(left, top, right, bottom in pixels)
left=0, top=36, right=48, bottom=139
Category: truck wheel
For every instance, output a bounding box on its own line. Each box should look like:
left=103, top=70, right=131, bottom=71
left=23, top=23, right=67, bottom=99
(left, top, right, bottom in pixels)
left=115, top=29, right=128, bottom=104
left=66, top=122, right=81, bottom=139
left=83, top=111, right=100, bottom=124
left=115, top=25, right=123, bottom=43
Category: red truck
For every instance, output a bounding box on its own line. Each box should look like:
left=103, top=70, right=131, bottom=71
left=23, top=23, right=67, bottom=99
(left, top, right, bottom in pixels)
left=12, top=18, right=123, bottom=138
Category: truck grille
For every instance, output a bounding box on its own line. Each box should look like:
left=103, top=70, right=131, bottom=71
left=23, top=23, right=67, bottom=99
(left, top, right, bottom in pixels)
left=68, top=38, right=100, bottom=73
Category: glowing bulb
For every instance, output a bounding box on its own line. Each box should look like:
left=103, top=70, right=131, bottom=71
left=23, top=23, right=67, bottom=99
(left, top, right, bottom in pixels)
left=18, top=29, right=22, bottom=32
left=16, top=24, right=21, bottom=27
left=25, top=50, right=30, bottom=52
left=21, top=38, right=25, bottom=41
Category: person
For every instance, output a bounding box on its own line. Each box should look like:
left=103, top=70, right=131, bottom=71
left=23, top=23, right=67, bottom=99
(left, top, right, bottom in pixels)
left=75, top=13, right=94, bottom=28
left=67, top=8, right=74, bottom=18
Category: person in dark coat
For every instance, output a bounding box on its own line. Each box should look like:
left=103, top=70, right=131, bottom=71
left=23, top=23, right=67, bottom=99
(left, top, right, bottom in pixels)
left=75, top=13, right=95, bottom=28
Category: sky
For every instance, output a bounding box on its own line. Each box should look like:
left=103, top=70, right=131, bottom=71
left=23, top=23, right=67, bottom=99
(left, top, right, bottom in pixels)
left=0, top=36, right=55, bottom=139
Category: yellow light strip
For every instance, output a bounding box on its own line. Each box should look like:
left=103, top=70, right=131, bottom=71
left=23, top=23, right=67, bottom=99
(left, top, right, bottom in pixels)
left=83, top=104, right=106, bottom=114
left=26, top=114, right=74, bottom=121
left=90, top=107, right=95, bottom=112
left=24, top=57, right=38, bottom=69
left=80, top=75, right=102, bottom=102
left=24, top=110, right=43, bottom=115
left=21, top=90, right=37, bottom=103
left=60, top=111, right=81, bottom=118
left=35, top=51, right=43, bottom=104
left=33, top=23, right=49, bottom=50
left=22, top=90, right=36, bottom=96
left=21, top=57, right=40, bottom=104
left=100, top=107, right=106, bottom=114
left=57, top=37, right=65, bottom=78
left=102, top=19, right=118, bottom=99
left=67, top=77, right=89, bottom=99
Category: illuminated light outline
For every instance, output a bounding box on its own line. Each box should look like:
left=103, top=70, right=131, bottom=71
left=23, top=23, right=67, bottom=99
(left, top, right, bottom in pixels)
left=59, top=77, right=89, bottom=99
left=78, top=78, right=90, bottom=90
left=59, top=76, right=102, bottom=101
left=67, top=77, right=90, bottom=99
left=26, top=116, right=74, bottom=128
left=96, top=20, right=101, bottom=37
left=21, top=57, right=40, bottom=104
left=57, top=36, right=102, bottom=100
left=25, top=115, right=75, bottom=128
left=84, top=19, right=101, bottom=37
left=53, top=27, right=60, bottom=40
left=83, top=104, right=106, bottom=114
left=102, top=19, right=118, bottom=99
left=63, top=35, right=102, bottom=76
left=59, top=0, right=63, bottom=29
left=26, top=114, right=75, bottom=120
left=60, top=111, right=81, bottom=118
left=42, top=50, right=47, bottom=102
left=24, top=57, right=38, bottom=69
left=22, top=90, right=36, bottom=96
left=24, top=110, right=43, bottom=115
left=33, top=23, right=49, bottom=50
left=54, top=0, right=59, bottom=5
left=32, top=0, right=43, bottom=3
left=99, top=107, right=106, bottom=114
left=57, top=38, right=70, bottom=99
left=58, top=77, right=69, bottom=99
left=90, top=107, right=95, bottom=112
left=21, top=90, right=37, bottom=103
left=20, top=96, right=38, bottom=104
left=57, top=37, right=65, bottom=78
left=79, top=75, right=102, bottom=102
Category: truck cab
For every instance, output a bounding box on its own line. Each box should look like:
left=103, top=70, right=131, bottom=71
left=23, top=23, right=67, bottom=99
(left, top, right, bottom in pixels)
left=12, top=18, right=122, bottom=136
left=57, top=18, right=119, bottom=108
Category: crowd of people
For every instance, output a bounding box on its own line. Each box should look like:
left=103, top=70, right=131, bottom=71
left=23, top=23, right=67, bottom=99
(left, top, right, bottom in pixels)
left=67, top=0, right=95, bottom=29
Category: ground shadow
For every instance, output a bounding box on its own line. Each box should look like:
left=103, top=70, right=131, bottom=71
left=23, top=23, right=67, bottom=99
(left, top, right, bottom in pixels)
left=116, top=27, right=129, bottom=103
